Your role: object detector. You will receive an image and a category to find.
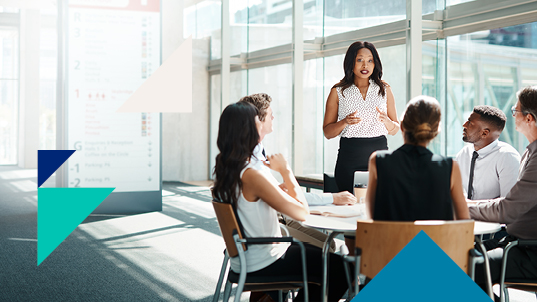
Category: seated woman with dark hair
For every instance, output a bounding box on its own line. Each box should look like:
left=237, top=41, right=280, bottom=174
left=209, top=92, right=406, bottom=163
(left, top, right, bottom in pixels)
left=365, top=95, right=470, bottom=221
left=212, top=101, right=348, bottom=302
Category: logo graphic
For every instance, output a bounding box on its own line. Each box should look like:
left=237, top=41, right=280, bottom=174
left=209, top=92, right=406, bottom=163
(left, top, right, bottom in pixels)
left=37, top=150, right=115, bottom=265
left=352, top=231, right=490, bottom=302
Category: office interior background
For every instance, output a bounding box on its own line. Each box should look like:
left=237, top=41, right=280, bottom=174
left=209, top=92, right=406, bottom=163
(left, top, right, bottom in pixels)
left=2, top=0, right=537, bottom=301
left=2, top=0, right=536, bottom=180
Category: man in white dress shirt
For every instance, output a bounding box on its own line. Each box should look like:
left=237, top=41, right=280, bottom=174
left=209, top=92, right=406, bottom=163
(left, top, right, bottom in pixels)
left=456, top=105, right=520, bottom=200
left=241, top=93, right=355, bottom=251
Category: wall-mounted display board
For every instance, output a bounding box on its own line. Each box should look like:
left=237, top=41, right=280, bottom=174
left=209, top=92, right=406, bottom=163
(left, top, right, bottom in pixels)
left=63, top=0, right=162, bottom=213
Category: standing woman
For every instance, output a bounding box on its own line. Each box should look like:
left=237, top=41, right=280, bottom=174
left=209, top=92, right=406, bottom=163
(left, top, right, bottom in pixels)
left=323, top=41, right=399, bottom=194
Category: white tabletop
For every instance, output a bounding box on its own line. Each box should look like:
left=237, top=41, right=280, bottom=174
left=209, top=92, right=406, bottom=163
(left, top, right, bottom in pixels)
left=303, top=205, right=502, bottom=235
left=473, top=221, right=503, bottom=235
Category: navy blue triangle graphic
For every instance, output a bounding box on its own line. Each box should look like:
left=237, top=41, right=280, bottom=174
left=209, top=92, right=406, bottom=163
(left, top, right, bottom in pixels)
left=352, top=231, right=490, bottom=302
left=37, top=150, right=76, bottom=187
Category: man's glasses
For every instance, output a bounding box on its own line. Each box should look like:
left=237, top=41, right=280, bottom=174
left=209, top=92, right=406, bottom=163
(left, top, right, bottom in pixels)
left=511, top=105, right=527, bottom=117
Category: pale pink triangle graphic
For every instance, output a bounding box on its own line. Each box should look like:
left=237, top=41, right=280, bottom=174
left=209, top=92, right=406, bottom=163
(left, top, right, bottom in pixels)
left=116, top=36, right=192, bottom=113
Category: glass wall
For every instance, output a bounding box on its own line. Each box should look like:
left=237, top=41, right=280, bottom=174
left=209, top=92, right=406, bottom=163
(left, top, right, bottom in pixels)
left=208, top=0, right=537, bottom=181
left=322, top=54, right=343, bottom=174
left=183, top=0, right=222, bottom=59
left=0, top=27, right=19, bottom=164
left=323, top=0, right=406, bottom=36
left=302, top=57, right=324, bottom=175
left=248, top=64, right=293, bottom=165
left=445, top=22, right=537, bottom=156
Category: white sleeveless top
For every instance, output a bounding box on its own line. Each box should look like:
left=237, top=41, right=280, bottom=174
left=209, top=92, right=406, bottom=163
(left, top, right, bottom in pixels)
left=229, top=160, right=290, bottom=273
left=337, top=79, right=388, bottom=138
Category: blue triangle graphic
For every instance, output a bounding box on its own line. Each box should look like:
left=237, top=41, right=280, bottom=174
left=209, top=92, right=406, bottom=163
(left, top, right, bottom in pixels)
left=352, top=231, right=490, bottom=302
left=37, top=150, right=76, bottom=187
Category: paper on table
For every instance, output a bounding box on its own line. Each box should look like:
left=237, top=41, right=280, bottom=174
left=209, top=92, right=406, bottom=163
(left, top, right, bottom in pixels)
left=309, top=204, right=364, bottom=218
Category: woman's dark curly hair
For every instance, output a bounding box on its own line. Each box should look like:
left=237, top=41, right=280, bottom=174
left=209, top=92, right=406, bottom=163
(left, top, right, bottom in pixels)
left=333, top=41, right=386, bottom=97
left=212, top=102, right=260, bottom=206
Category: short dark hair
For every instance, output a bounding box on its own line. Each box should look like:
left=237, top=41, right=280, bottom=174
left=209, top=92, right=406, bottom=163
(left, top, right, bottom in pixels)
left=473, top=105, right=506, bottom=132
left=239, top=93, right=272, bottom=121
left=517, top=86, right=537, bottom=125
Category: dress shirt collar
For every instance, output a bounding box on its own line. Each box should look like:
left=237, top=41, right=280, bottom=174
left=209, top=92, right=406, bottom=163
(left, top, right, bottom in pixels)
left=527, top=139, right=537, bottom=155
left=475, top=139, right=499, bottom=158
left=252, top=143, right=265, bottom=162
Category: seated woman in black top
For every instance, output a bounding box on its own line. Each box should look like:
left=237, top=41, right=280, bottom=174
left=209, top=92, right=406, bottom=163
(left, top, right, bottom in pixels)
left=365, top=95, right=470, bottom=221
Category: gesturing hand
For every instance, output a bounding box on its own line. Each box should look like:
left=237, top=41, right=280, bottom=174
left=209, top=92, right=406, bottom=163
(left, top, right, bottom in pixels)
left=263, top=153, right=290, bottom=174
left=376, top=107, right=391, bottom=124
left=344, top=110, right=362, bottom=125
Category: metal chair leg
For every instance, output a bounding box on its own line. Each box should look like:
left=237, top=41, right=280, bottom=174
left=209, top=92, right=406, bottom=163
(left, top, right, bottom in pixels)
left=503, top=287, right=510, bottom=302
left=234, top=235, right=247, bottom=302
left=213, top=253, right=230, bottom=302
left=500, top=241, right=518, bottom=302
left=223, top=281, right=232, bottom=302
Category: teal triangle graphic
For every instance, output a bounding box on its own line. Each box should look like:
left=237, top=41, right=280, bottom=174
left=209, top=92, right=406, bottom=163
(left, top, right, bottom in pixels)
left=37, top=187, right=115, bottom=265
left=352, top=231, right=490, bottom=302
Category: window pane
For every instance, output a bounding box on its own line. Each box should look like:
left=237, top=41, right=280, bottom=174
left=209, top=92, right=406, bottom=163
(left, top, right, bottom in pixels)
left=0, top=27, right=18, bottom=165
left=447, top=0, right=474, bottom=5
left=247, top=0, right=293, bottom=53
left=184, top=0, right=222, bottom=59
left=230, top=1, right=249, bottom=57
left=377, top=44, right=406, bottom=151
left=302, top=57, right=324, bottom=175
left=248, top=64, right=293, bottom=169
left=322, top=54, right=343, bottom=175
left=324, top=0, right=406, bottom=36
left=0, top=80, right=18, bottom=164
left=446, top=22, right=537, bottom=155
left=304, top=0, right=323, bottom=41
left=423, top=39, right=447, bottom=155
left=0, top=28, right=18, bottom=79
left=209, top=74, right=221, bottom=176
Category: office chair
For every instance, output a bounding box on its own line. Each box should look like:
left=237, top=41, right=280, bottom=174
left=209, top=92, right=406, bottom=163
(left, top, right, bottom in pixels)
left=342, top=220, right=483, bottom=298
left=498, top=239, right=537, bottom=302
left=212, top=199, right=309, bottom=302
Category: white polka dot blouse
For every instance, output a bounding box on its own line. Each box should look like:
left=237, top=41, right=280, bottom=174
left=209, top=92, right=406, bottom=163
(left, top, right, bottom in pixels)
left=336, top=79, right=388, bottom=138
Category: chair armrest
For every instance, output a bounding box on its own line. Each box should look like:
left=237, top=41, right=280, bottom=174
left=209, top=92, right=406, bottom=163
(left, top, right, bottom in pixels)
left=240, top=237, right=296, bottom=244
left=237, top=236, right=309, bottom=302
left=517, top=240, right=537, bottom=247
left=339, top=245, right=355, bottom=263
left=468, top=248, right=484, bottom=281
left=499, top=239, right=537, bottom=289
left=469, top=248, right=484, bottom=264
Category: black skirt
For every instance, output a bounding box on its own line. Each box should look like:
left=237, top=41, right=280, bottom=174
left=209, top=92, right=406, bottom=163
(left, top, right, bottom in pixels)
left=334, top=136, right=387, bottom=194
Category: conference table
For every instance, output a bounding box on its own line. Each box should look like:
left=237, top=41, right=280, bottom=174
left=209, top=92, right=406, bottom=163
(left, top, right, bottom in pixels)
left=302, top=205, right=502, bottom=302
